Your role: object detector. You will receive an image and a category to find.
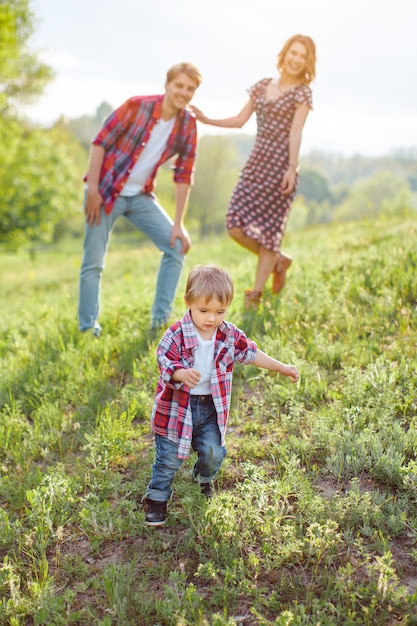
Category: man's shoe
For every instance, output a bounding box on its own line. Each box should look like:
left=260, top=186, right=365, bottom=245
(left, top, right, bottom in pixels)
left=201, top=482, right=214, bottom=498
left=145, top=498, right=167, bottom=526
left=81, top=326, right=101, bottom=338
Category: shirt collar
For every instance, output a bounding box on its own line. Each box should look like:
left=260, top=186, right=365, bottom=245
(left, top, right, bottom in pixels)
left=151, top=96, right=163, bottom=121
left=152, top=95, right=187, bottom=122
left=180, top=310, right=229, bottom=350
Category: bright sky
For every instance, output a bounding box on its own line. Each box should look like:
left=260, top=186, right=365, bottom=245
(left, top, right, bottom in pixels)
left=27, top=0, right=417, bottom=157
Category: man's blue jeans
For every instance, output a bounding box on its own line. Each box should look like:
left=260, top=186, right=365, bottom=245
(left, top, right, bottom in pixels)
left=146, top=396, right=227, bottom=502
left=78, top=193, right=184, bottom=331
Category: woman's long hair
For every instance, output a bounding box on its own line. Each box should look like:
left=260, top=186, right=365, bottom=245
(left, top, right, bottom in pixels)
left=277, top=34, right=316, bottom=84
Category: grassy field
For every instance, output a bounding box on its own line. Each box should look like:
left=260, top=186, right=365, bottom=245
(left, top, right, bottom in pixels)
left=1, top=216, right=417, bottom=625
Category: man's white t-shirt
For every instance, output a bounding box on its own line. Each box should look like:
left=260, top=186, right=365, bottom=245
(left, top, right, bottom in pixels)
left=121, top=117, right=176, bottom=196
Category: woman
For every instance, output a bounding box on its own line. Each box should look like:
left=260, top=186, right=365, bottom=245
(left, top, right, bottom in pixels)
left=192, top=34, right=316, bottom=308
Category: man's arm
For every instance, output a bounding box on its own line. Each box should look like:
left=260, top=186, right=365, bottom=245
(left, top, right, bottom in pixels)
left=170, top=182, right=191, bottom=254
left=85, top=145, right=105, bottom=226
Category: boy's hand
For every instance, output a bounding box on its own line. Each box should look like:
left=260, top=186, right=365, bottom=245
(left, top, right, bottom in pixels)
left=173, top=368, right=201, bottom=388
left=282, top=364, right=300, bottom=383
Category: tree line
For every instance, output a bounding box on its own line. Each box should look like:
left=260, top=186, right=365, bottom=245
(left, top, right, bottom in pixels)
left=1, top=0, right=416, bottom=250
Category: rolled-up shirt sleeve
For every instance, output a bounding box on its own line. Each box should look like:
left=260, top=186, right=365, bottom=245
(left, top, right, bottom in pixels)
left=156, top=331, right=187, bottom=389
left=233, top=330, right=257, bottom=365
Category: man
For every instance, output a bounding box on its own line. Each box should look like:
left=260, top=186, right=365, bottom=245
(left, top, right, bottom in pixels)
left=78, top=62, right=202, bottom=335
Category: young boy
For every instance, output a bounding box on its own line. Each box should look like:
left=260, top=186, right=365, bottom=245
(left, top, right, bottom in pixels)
left=145, top=264, right=299, bottom=526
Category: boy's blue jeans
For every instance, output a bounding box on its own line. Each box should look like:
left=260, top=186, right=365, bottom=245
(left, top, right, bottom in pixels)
left=146, top=395, right=227, bottom=502
left=78, top=192, right=184, bottom=331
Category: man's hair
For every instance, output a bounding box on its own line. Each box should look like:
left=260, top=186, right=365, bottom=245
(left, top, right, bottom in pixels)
left=277, top=34, right=316, bottom=84
left=185, top=264, right=234, bottom=306
left=166, top=62, right=202, bottom=87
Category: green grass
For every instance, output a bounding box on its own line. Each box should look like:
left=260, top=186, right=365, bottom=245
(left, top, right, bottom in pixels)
left=1, top=216, right=417, bottom=625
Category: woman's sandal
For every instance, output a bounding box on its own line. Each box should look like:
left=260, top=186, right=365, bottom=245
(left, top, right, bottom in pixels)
left=272, top=252, right=292, bottom=294
left=244, top=289, right=262, bottom=309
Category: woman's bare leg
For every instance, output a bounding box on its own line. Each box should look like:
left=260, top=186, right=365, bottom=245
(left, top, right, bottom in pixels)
left=253, top=246, right=277, bottom=292
left=228, top=227, right=277, bottom=305
left=228, top=227, right=259, bottom=254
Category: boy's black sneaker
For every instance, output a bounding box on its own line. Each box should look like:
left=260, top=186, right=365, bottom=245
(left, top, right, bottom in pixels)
left=201, top=482, right=214, bottom=498
left=145, top=498, right=167, bottom=526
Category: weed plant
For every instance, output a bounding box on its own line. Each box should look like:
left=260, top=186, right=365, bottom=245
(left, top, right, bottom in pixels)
left=1, top=217, right=417, bottom=624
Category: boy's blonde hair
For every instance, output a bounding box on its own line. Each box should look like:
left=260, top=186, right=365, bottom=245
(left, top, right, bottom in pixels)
left=185, top=264, right=234, bottom=306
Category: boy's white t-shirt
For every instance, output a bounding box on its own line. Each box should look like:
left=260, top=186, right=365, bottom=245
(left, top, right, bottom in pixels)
left=190, top=331, right=215, bottom=395
left=121, top=117, right=175, bottom=196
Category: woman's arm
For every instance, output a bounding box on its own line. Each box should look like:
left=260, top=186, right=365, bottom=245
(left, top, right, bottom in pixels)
left=288, top=104, right=310, bottom=169
left=190, top=99, right=254, bottom=129
left=281, top=103, right=310, bottom=195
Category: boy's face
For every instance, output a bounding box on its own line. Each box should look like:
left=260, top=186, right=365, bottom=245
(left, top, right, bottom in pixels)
left=185, top=296, right=229, bottom=339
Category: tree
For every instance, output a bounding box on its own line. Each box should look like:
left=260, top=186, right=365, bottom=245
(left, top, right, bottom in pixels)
left=0, top=0, right=53, bottom=117
left=0, top=0, right=83, bottom=249
left=333, top=171, right=412, bottom=223
left=297, top=169, right=334, bottom=203
left=0, top=120, right=81, bottom=248
left=59, top=101, right=114, bottom=150
left=189, top=136, right=240, bottom=238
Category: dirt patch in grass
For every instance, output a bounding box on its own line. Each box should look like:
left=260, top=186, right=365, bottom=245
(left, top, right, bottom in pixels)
left=314, top=474, right=417, bottom=601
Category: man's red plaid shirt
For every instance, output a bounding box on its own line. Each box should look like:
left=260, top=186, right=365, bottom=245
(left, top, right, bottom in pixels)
left=86, top=94, right=197, bottom=214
